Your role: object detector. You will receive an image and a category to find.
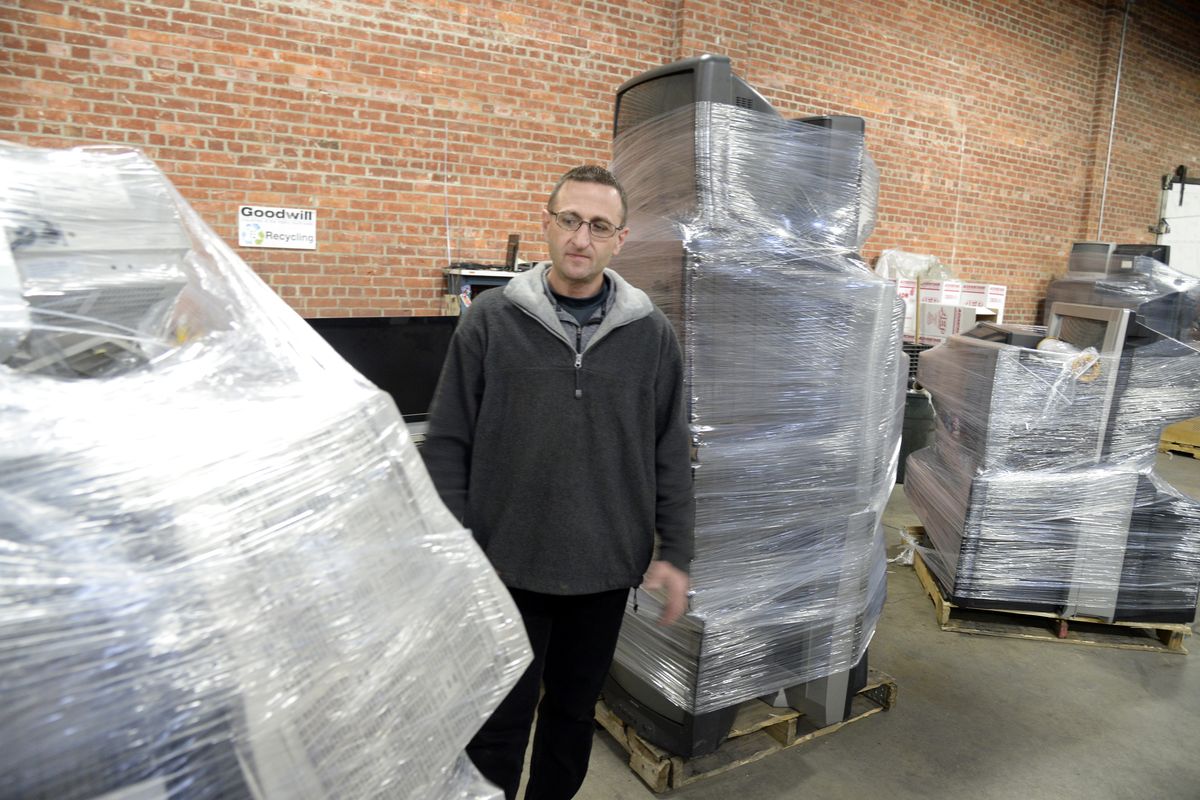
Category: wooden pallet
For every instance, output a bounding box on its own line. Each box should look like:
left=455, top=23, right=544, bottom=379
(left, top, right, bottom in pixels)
left=594, top=668, right=897, bottom=792
left=1160, top=440, right=1200, bottom=459
left=1159, top=416, right=1200, bottom=459
left=913, top=549, right=1192, bottom=654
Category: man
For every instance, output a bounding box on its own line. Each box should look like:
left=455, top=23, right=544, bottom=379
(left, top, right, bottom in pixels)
left=421, top=164, right=694, bottom=800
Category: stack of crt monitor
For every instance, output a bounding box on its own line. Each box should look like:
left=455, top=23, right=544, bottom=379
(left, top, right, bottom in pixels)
left=0, top=142, right=529, bottom=800
left=906, top=251, right=1200, bottom=625
left=601, top=54, right=906, bottom=757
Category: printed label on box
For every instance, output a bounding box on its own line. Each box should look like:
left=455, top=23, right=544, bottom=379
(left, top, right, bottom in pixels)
left=919, top=280, right=963, bottom=306
left=958, top=282, right=1006, bottom=306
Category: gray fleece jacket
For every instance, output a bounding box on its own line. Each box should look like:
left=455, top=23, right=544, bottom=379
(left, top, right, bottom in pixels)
left=421, top=263, right=695, bottom=595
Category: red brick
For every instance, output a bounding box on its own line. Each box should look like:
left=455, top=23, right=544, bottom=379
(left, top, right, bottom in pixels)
left=0, top=0, right=1195, bottom=317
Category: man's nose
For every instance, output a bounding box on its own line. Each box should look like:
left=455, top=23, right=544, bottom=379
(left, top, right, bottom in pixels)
left=570, top=223, right=593, bottom=245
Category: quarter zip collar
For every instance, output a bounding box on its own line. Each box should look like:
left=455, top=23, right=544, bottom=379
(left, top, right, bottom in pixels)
left=502, top=262, right=655, bottom=355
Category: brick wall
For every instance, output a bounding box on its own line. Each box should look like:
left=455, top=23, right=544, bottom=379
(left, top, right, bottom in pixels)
left=2, top=0, right=1197, bottom=321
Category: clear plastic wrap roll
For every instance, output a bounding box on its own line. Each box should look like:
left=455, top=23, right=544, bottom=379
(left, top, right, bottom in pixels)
left=907, top=307, right=1200, bottom=622
left=609, top=103, right=904, bottom=715
left=0, top=142, right=530, bottom=800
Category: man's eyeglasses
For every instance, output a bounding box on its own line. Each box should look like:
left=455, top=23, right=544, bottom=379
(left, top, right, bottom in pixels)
left=547, top=210, right=623, bottom=239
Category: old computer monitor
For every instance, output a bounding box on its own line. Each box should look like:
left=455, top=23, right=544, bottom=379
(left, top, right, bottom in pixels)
left=612, top=53, right=778, bottom=139
left=1047, top=302, right=1132, bottom=462
left=1067, top=242, right=1117, bottom=274
left=1112, top=243, right=1170, bottom=270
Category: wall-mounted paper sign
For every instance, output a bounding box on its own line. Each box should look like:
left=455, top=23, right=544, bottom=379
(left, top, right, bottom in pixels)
left=238, top=205, right=316, bottom=250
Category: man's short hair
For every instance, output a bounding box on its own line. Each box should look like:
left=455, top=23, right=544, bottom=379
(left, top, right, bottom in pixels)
left=548, top=165, right=628, bottom=226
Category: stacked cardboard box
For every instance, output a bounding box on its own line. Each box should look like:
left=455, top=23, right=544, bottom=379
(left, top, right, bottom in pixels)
left=896, top=279, right=1007, bottom=344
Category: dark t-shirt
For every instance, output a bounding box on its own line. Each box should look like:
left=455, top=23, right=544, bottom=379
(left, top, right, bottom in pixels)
left=551, top=281, right=609, bottom=326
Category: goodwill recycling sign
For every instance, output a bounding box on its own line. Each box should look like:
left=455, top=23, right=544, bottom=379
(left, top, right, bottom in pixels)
left=238, top=205, right=317, bottom=250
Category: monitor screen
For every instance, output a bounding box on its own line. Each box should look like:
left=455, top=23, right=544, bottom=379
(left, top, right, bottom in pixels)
left=1068, top=242, right=1116, bottom=274
left=1047, top=302, right=1131, bottom=355
left=304, top=316, right=457, bottom=424
left=1057, top=316, right=1112, bottom=350
left=1046, top=302, right=1132, bottom=462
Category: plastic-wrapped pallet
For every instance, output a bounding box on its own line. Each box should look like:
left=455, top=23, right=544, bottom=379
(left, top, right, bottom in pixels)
left=605, top=102, right=904, bottom=735
left=905, top=441, right=1142, bottom=615
left=0, top=142, right=530, bottom=800
left=907, top=267, right=1200, bottom=624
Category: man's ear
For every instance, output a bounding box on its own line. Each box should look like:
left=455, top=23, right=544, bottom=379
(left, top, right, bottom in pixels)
left=613, top=225, right=630, bottom=254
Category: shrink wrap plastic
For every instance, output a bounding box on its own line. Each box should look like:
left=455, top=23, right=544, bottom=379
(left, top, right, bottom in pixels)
left=907, top=263, right=1200, bottom=621
left=1044, top=255, right=1200, bottom=341
left=0, top=143, right=530, bottom=799
left=874, top=248, right=951, bottom=282
left=609, top=104, right=904, bottom=714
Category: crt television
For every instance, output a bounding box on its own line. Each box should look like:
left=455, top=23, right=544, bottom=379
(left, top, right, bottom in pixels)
left=1112, top=243, right=1170, bottom=269
left=1047, top=301, right=1132, bottom=462
left=1067, top=242, right=1171, bottom=276
left=1067, top=242, right=1117, bottom=274
left=612, top=55, right=869, bottom=250
left=612, top=53, right=778, bottom=138
left=304, top=316, right=457, bottom=427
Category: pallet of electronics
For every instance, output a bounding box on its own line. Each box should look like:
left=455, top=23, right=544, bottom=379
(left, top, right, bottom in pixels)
left=594, top=670, right=897, bottom=792
left=906, top=528, right=1191, bottom=655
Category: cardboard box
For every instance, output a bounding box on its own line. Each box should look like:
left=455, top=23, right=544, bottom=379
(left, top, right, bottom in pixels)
left=896, top=278, right=919, bottom=302
left=892, top=277, right=1008, bottom=343
left=897, top=279, right=918, bottom=341
left=918, top=280, right=963, bottom=306
left=957, top=281, right=1007, bottom=323
left=917, top=302, right=998, bottom=344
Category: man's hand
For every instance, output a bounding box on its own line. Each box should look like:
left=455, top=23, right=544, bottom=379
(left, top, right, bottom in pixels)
left=642, top=560, right=690, bottom=626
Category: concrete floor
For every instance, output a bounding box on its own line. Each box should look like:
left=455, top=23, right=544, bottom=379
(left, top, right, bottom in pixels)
left=572, top=452, right=1200, bottom=800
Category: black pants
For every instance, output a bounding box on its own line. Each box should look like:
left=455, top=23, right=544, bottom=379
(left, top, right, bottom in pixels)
left=467, top=587, right=630, bottom=800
